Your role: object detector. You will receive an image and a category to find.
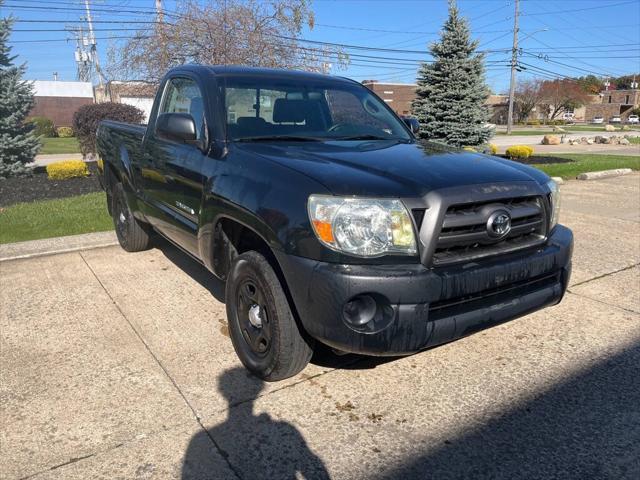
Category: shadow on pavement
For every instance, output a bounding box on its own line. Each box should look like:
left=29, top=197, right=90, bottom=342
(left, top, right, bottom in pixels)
left=181, top=367, right=331, bottom=479
left=375, top=341, right=640, bottom=480
left=153, top=236, right=404, bottom=373
left=152, top=237, right=225, bottom=302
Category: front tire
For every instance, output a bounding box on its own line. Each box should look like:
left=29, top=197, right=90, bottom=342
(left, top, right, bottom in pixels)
left=111, top=182, right=151, bottom=252
left=225, top=251, right=314, bottom=381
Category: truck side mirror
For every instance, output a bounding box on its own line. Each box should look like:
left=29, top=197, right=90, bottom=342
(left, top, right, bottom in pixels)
left=402, top=117, right=420, bottom=134
left=156, top=113, right=198, bottom=144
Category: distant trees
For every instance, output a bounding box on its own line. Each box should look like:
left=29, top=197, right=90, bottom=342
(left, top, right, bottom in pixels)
left=0, top=3, right=40, bottom=178
left=538, top=79, right=591, bottom=120
left=576, top=75, right=603, bottom=95
left=412, top=0, right=491, bottom=146
left=514, top=79, right=542, bottom=122
left=108, top=0, right=346, bottom=82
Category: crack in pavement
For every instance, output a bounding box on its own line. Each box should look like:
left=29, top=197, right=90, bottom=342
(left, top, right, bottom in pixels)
left=75, top=251, right=359, bottom=480
left=569, top=262, right=639, bottom=288
left=78, top=251, right=245, bottom=480
left=566, top=290, right=639, bottom=315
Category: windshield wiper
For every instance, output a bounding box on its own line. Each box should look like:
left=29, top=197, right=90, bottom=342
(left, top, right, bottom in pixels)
left=234, top=135, right=324, bottom=142
left=333, top=134, right=409, bottom=142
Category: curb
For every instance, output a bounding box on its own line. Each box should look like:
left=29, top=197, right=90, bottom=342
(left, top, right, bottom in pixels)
left=576, top=168, right=634, bottom=180
left=0, top=231, right=118, bottom=262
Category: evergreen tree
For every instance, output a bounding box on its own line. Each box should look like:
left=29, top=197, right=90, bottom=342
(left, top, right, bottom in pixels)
left=412, top=0, right=491, bottom=147
left=0, top=4, right=40, bottom=178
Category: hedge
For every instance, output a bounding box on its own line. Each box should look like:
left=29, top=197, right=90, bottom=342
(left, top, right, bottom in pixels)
left=73, top=102, right=144, bottom=157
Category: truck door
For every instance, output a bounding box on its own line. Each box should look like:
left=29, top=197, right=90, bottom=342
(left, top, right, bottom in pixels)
left=140, top=76, right=207, bottom=257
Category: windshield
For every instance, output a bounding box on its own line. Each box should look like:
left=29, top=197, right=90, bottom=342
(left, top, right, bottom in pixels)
left=223, top=76, right=412, bottom=142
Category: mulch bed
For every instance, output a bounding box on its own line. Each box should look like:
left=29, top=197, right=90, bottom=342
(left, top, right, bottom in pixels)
left=499, top=155, right=575, bottom=165
left=0, top=162, right=103, bottom=207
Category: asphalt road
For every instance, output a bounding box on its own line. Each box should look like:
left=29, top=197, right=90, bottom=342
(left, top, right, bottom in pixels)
left=1, top=175, right=639, bottom=479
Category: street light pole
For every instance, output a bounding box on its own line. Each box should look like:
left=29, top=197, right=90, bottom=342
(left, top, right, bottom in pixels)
left=506, top=0, right=519, bottom=135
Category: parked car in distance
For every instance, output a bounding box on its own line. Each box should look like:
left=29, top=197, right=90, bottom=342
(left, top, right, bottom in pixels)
left=592, top=116, right=604, bottom=124
left=627, top=114, right=639, bottom=124
left=562, top=112, right=575, bottom=122
left=97, top=65, right=573, bottom=381
left=610, top=115, right=622, bottom=124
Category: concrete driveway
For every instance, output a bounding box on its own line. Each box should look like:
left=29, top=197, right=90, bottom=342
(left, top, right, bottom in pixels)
left=2, top=175, right=639, bottom=479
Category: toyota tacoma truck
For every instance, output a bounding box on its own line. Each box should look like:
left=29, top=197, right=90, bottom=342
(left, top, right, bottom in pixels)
left=97, top=65, right=573, bottom=381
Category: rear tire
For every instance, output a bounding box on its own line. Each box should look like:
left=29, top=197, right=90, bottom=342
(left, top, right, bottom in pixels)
left=225, top=251, right=314, bottom=381
left=111, top=182, right=151, bottom=252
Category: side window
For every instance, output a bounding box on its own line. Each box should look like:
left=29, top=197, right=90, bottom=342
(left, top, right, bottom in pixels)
left=159, top=78, right=205, bottom=140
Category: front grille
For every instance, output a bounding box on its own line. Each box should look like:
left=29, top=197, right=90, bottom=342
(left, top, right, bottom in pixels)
left=432, top=196, right=547, bottom=265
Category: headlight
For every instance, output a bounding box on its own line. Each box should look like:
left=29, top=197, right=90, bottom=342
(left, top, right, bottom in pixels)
left=308, top=195, right=417, bottom=257
left=547, top=179, right=561, bottom=229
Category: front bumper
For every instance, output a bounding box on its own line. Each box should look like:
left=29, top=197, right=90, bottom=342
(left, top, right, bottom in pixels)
left=276, top=225, right=573, bottom=356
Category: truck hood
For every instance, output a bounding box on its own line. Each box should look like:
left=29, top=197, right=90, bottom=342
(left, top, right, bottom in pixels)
left=235, top=140, right=549, bottom=197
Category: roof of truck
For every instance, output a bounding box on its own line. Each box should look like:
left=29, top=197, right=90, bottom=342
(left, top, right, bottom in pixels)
left=171, top=64, right=356, bottom=85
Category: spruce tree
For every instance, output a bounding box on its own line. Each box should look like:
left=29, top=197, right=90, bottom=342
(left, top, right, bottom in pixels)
left=0, top=4, right=40, bottom=178
left=412, top=0, right=491, bottom=147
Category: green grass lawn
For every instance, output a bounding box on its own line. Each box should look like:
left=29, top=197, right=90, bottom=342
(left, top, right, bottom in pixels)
left=0, top=192, right=113, bottom=244
left=532, top=154, right=640, bottom=179
left=39, top=137, right=81, bottom=155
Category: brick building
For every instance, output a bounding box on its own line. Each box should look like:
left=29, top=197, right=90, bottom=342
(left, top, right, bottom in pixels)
left=28, top=80, right=94, bottom=127
left=584, top=89, right=640, bottom=122
left=361, top=81, right=417, bottom=115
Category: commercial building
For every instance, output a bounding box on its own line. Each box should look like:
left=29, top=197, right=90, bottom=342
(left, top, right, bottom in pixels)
left=584, top=89, right=640, bottom=122
left=28, top=80, right=94, bottom=127
left=361, top=81, right=417, bottom=116
left=94, top=81, right=158, bottom=122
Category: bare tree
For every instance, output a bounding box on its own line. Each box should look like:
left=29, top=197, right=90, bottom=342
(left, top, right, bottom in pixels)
left=538, top=78, right=591, bottom=120
left=107, top=0, right=347, bottom=82
left=514, top=78, right=542, bottom=122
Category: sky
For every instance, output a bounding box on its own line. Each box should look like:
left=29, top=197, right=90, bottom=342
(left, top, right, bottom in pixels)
left=3, top=0, right=640, bottom=94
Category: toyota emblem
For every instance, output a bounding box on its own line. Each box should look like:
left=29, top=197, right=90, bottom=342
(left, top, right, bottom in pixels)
left=487, top=210, right=512, bottom=238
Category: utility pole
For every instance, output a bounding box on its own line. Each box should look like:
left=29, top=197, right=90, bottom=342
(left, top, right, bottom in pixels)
left=83, top=0, right=104, bottom=86
left=506, top=0, right=519, bottom=135
left=73, top=25, right=92, bottom=82
left=156, top=0, right=163, bottom=24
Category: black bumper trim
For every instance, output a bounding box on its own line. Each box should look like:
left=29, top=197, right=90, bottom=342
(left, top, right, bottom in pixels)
left=275, top=224, right=573, bottom=356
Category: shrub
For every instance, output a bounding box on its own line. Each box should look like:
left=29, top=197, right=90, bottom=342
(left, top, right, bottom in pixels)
left=488, top=143, right=498, bottom=155
left=505, top=145, right=534, bottom=160
left=46, top=160, right=89, bottom=180
left=30, top=116, right=57, bottom=137
left=462, top=146, right=477, bottom=152
left=73, top=102, right=144, bottom=156
left=56, top=126, right=74, bottom=138
left=526, top=120, right=541, bottom=127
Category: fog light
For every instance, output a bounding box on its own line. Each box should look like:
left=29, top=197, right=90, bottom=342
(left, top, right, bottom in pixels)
left=343, top=295, right=377, bottom=327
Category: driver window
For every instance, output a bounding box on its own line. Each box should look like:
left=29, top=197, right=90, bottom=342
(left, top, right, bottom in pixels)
left=160, top=78, right=205, bottom=139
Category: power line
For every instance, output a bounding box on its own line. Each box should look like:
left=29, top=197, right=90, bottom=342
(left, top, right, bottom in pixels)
left=521, top=0, right=638, bottom=16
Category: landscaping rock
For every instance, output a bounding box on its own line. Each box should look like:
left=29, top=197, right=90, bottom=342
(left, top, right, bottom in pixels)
left=542, top=134, right=561, bottom=145
left=619, top=138, right=630, bottom=145
left=605, top=124, right=616, bottom=132
left=577, top=168, right=633, bottom=180
left=587, top=138, right=594, bottom=144
left=580, top=137, right=589, bottom=145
